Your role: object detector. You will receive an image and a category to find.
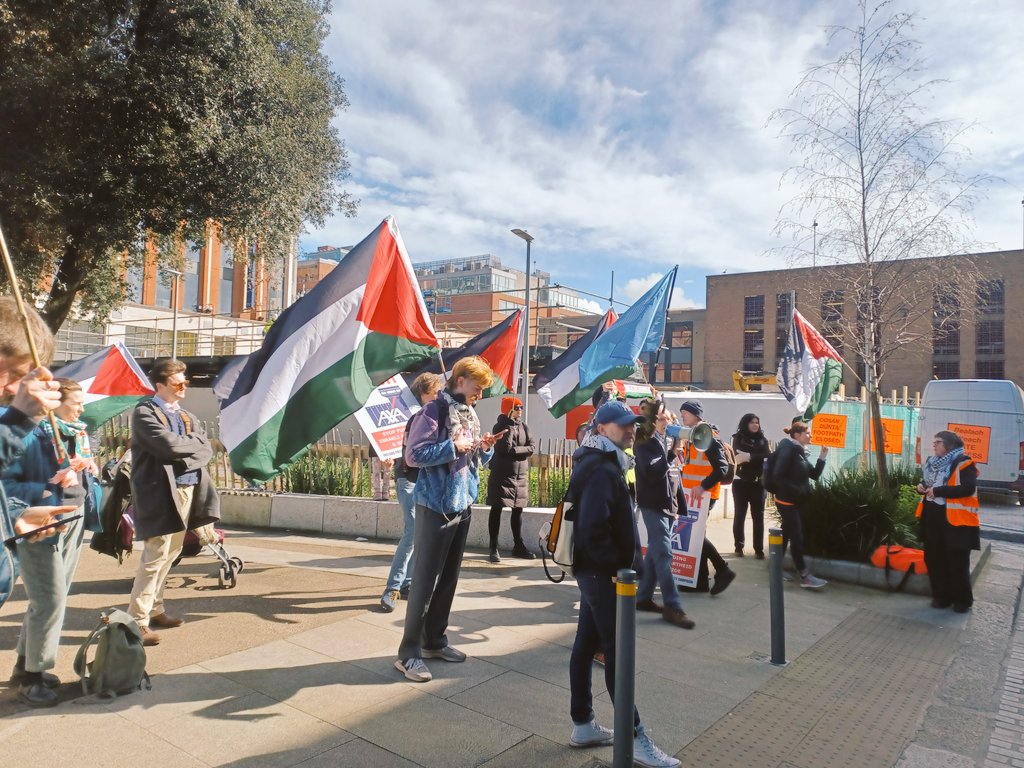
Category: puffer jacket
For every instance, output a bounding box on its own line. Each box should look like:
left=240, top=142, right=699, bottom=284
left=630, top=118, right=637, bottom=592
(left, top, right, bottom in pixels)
left=486, top=413, right=534, bottom=508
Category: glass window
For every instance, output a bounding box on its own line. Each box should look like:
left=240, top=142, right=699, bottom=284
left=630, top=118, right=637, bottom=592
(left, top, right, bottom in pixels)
left=126, top=265, right=144, bottom=304
left=933, top=285, right=960, bottom=322
left=183, top=242, right=201, bottom=312
left=976, top=360, right=1004, bottom=379
left=933, top=324, right=960, bottom=356
left=670, top=363, right=692, bottom=383
left=776, top=292, right=793, bottom=325
left=977, top=279, right=1004, bottom=315
left=976, top=320, right=1004, bottom=355
left=932, top=360, right=960, bottom=379
left=742, top=328, right=764, bottom=359
left=669, top=324, right=693, bottom=348
left=219, top=241, right=234, bottom=315
left=821, top=290, right=844, bottom=323
left=744, top=295, right=765, bottom=325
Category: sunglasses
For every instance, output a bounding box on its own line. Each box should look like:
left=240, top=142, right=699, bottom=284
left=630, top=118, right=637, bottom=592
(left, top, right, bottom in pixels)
left=171, top=379, right=190, bottom=390
left=512, top=405, right=523, bottom=410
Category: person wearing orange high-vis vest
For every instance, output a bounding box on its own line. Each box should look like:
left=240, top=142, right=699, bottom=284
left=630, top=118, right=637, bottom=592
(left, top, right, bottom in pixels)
left=916, top=430, right=979, bottom=613
left=676, top=401, right=736, bottom=595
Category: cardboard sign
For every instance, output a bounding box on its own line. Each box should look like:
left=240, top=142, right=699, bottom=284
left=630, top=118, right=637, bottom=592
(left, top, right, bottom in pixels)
left=811, top=413, right=848, bottom=449
left=638, top=490, right=710, bottom=589
left=354, top=375, right=420, bottom=460
left=869, top=418, right=905, bottom=455
left=947, top=423, right=991, bottom=464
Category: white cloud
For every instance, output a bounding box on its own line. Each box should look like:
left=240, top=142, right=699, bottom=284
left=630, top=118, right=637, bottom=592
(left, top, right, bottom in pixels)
left=620, top=273, right=702, bottom=310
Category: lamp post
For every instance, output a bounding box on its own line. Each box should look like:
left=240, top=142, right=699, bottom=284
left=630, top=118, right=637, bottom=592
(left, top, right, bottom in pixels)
left=812, top=219, right=819, bottom=267
left=165, top=268, right=183, bottom=359
left=511, top=228, right=533, bottom=421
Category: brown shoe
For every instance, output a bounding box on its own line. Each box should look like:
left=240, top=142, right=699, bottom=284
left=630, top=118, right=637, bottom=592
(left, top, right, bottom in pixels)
left=150, top=613, right=184, bottom=629
left=140, top=626, right=161, bottom=646
left=663, top=608, right=695, bottom=629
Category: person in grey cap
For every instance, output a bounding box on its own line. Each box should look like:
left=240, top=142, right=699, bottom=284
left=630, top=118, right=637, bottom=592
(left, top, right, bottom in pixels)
left=567, top=399, right=680, bottom=768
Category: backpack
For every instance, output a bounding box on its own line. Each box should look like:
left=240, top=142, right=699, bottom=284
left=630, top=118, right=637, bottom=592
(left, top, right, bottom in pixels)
left=540, top=482, right=578, bottom=584
left=74, top=609, right=151, bottom=698
left=763, top=448, right=780, bottom=495
left=717, top=438, right=737, bottom=485
left=870, top=544, right=928, bottom=592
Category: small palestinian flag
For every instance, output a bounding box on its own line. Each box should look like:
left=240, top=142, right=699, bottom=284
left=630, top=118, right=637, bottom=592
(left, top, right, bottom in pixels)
left=55, top=343, right=155, bottom=430
left=533, top=309, right=617, bottom=417
left=777, top=309, right=844, bottom=420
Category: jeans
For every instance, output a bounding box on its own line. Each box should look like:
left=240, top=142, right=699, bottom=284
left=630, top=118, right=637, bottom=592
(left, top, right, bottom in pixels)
left=778, top=502, right=807, bottom=573
left=569, top=571, right=641, bottom=730
left=384, top=477, right=417, bottom=593
left=16, top=512, right=85, bottom=672
left=398, top=505, right=471, bottom=660
left=637, top=507, right=682, bottom=610
left=731, top=480, right=766, bottom=553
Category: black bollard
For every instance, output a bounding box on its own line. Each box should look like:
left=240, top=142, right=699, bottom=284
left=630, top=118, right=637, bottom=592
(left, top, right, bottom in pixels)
left=613, top=568, right=637, bottom=768
left=768, top=527, right=787, bottom=665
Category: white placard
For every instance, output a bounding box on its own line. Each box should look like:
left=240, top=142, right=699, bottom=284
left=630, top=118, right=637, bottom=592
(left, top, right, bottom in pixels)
left=354, top=375, right=420, bottom=460
left=638, top=490, right=711, bottom=589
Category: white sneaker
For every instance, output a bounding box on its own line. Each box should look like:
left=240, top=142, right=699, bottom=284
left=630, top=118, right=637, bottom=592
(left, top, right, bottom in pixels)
left=800, top=572, right=828, bottom=589
left=633, top=726, right=679, bottom=768
left=569, top=719, right=614, bottom=747
left=394, top=658, right=432, bottom=682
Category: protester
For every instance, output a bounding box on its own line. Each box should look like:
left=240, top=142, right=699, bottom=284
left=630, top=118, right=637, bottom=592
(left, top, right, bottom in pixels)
left=394, top=356, right=503, bottom=683
left=916, top=430, right=979, bottom=612
left=567, top=399, right=680, bottom=768
left=486, top=396, right=536, bottom=562
left=772, top=421, right=828, bottom=589
left=126, top=359, right=220, bottom=646
left=677, top=400, right=736, bottom=595
left=634, top=399, right=695, bottom=629
left=731, top=413, right=771, bottom=559
left=369, top=443, right=393, bottom=501
left=380, top=372, right=444, bottom=613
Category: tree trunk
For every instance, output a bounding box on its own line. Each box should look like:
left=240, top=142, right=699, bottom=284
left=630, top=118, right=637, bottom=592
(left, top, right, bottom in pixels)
left=41, top=239, right=90, bottom=332
left=868, top=388, right=891, bottom=491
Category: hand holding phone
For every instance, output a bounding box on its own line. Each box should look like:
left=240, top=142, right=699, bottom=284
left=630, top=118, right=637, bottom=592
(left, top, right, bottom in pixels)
left=6, top=506, right=81, bottom=547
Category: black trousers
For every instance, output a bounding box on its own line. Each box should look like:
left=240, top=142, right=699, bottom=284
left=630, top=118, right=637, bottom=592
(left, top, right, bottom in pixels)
left=777, top=502, right=807, bottom=573
left=731, top=480, right=765, bottom=553
left=921, top=509, right=973, bottom=607
left=488, top=505, right=525, bottom=548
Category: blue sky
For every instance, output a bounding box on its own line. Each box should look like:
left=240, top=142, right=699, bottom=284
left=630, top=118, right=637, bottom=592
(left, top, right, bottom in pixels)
left=300, top=0, right=1024, bottom=313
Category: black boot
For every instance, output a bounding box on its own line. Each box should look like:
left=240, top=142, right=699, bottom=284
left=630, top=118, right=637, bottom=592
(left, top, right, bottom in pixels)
left=510, top=540, right=536, bottom=560
left=11, top=656, right=60, bottom=689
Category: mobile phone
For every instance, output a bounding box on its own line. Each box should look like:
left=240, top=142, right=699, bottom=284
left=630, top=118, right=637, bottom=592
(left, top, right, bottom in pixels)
left=4, top=512, right=83, bottom=548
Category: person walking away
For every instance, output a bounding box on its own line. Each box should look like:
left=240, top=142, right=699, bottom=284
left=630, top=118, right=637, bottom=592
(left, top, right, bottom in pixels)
left=772, top=421, right=828, bottom=588
left=369, top=443, right=392, bottom=501
left=394, top=356, right=503, bottom=683
left=567, top=399, right=679, bottom=767
left=916, top=430, right=979, bottom=612
left=486, top=396, right=536, bottom=562
left=731, top=413, right=770, bottom=558
left=380, top=373, right=443, bottom=612
left=677, top=400, right=735, bottom=595
left=126, top=359, right=220, bottom=646
left=633, top=399, right=695, bottom=629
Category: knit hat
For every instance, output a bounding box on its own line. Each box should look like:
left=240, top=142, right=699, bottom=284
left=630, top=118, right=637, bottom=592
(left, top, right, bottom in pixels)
left=501, top=396, right=523, bottom=415
left=680, top=400, right=703, bottom=418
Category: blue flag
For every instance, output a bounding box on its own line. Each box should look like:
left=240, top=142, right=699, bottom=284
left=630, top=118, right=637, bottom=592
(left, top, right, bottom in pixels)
left=577, top=268, right=676, bottom=390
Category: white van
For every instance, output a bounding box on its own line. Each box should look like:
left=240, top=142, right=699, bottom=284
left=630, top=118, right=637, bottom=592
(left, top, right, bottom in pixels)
left=917, top=379, right=1024, bottom=500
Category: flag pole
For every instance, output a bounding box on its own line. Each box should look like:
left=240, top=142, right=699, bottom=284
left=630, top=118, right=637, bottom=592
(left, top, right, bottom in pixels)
left=0, top=222, right=68, bottom=463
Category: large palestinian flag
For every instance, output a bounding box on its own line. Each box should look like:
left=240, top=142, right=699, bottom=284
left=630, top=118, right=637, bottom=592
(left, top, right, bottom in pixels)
left=219, top=217, right=440, bottom=481
left=414, top=309, right=524, bottom=399
left=533, top=309, right=617, bottom=417
left=54, top=343, right=154, bottom=430
left=777, top=309, right=844, bottom=419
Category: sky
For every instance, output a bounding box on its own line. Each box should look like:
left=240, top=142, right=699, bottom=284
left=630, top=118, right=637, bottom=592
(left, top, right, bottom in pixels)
left=300, top=0, right=1024, bottom=314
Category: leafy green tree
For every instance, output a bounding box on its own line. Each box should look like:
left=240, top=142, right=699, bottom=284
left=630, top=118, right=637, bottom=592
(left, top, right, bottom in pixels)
left=0, top=0, right=357, bottom=330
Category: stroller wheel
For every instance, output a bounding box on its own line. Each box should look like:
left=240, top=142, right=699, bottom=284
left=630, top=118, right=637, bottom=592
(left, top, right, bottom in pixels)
left=230, top=556, right=245, bottom=574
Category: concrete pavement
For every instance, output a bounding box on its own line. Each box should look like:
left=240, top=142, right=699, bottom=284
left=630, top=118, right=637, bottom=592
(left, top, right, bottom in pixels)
left=0, top=511, right=1021, bottom=767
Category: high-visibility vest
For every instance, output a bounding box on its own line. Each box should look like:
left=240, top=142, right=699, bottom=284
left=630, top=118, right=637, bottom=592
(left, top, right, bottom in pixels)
left=680, top=429, right=721, bottom=501
left=915, top=459, right=979, bottom=528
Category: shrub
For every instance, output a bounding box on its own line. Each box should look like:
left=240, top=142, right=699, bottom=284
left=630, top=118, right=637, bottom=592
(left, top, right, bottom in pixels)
left=286, top=454, right=371, bottom=497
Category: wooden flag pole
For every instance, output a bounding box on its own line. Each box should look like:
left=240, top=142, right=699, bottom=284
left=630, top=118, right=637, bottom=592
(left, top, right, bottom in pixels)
left=0, top=222, right=68, bottom=463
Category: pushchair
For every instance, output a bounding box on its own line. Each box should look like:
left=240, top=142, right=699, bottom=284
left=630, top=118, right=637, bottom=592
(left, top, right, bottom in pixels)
left=96, top=451, right=245, bottom=589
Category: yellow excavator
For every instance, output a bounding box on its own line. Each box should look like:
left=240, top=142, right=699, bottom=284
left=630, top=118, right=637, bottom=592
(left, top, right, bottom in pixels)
left=732, top=370, right=778, bottom=392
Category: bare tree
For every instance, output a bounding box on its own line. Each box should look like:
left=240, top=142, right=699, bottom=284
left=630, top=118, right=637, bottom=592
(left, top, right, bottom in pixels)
left=772, top=0, right=991, bottom=487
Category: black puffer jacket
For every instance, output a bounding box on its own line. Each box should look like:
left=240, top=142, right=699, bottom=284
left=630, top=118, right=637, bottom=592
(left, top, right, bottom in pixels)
left=773, top=438, right=825, bottom=504
left=486, top=413, right=534, bottom=508
left=732, top=430, right=771, bottom=483
left=570, top=445, right=642, bottom=577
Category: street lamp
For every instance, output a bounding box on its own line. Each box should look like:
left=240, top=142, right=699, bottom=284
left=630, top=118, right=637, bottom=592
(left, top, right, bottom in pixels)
left=511, top=228, right=533, bottom=421
left=812, top=219, right=819, bottom=267
left=165, top=268, right=183, bottom=359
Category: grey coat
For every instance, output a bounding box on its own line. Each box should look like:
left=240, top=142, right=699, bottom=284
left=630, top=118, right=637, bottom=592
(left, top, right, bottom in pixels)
left=130, top=399, right=220, bottom=540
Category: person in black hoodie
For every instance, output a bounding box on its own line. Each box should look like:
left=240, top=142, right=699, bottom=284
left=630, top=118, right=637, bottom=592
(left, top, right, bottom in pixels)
left=486, top=396, right=535, bottom=562
left=567, top=399, right=680, bottom=768
left=773, top=421, right=828, bottom=589
left=731, top=413, right=771, bottom=559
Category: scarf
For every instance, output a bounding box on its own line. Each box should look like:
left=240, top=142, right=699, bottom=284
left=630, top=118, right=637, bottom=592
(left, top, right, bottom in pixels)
left=40, top=415, right=93, bottom=467
left=583, top=433, right=634, bottom=476
left=441, top=388, right=481, bottom=450
left=923, top=447, right=965, bottom=505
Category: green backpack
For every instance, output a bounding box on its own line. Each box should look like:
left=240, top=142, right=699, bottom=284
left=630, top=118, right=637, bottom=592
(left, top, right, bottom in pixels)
left=74, top=609, right=151, bottom=698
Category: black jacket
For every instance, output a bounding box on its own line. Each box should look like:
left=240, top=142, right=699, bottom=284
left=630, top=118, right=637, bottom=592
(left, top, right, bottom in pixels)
left=633, top=436, right=685, bottom=517
left=772, top=438, right=825, bottom=504
left=570, top=446, right=642, bottom=577
left=732, top=430, right=771, bottom=484
left=486, top=413, right=534, bottom=508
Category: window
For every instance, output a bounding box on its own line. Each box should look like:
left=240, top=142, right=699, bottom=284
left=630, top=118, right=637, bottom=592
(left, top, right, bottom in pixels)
left=219, top=241, right=234, bottom=315
left=775, top=327, right=790, bottom=362
left=932, top=325, right=960, bottom=356
left=744, top=295, right=765, bottom=325
left=823, top=327, right=843, bottom=357
left=976, top=360, right=1005, bottom=379
left=655, top=362, right=666, bottom=382
left=669, top=323, right=693, bottom=348
left=976, top=320, right=1005, bottom=355
left=776, top=292, right=793, bottom=325
left=670, top=363, right=692, bottom=383
left=933, top=285, right=960, bottom=322
left=821, top=290, right=844, bottom=323
left=977, top=279, right=1005, bottom=315
left=932, top=361, right=960, bottom=379
left=743, top=328, right=764, bottom=363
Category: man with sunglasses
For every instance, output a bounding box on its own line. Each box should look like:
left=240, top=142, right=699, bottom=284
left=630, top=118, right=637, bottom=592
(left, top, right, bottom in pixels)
left=126, top=358, right=220, bottom=645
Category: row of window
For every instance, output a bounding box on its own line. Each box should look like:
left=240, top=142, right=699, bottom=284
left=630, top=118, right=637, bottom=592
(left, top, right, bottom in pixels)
left=933, top=360, right=1004, bottom=380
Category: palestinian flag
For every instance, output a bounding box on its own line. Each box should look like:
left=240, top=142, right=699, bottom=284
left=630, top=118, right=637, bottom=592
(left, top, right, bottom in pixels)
left=219, top=216, right=439, bottom=481
left=777, top=309, right=844, bottom=419
left=533, top=309, right=618, bottom=417
left=414, top=309, right=524, bottom=399
left=54, top=343, right=154, bottom=431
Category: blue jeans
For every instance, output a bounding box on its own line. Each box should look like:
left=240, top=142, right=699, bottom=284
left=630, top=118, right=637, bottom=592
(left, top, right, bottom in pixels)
left=384, top=477, right=416, bottom=594
left=637, top=507, right=682, bottom=610
left=569, top=571, right=641, bottom=730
